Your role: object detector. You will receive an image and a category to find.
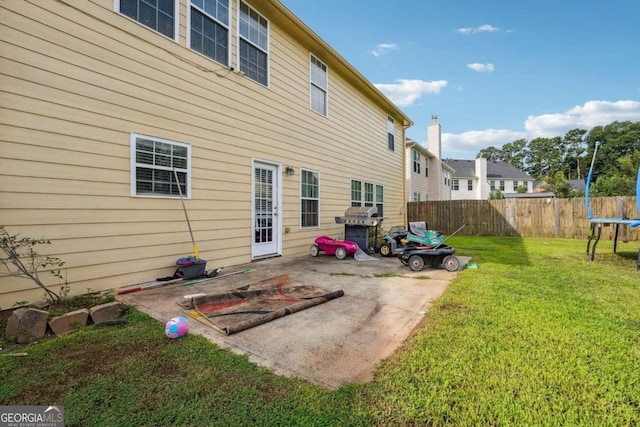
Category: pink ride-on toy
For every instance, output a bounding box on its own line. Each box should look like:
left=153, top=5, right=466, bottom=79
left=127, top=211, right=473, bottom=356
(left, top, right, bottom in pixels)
left=310, top=236, right=358, bottom=260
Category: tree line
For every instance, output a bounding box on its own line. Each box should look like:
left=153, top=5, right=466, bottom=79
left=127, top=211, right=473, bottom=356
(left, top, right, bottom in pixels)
left=476, top=120, right=640, bottom=198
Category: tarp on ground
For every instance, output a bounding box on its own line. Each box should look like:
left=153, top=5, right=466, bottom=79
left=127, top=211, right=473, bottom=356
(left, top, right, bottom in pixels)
left=189, top=274, right=344, bottom=335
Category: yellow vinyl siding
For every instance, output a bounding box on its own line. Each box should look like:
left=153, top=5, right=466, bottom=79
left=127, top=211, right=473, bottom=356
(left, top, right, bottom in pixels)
left=0, top=0, right=409, bottom=307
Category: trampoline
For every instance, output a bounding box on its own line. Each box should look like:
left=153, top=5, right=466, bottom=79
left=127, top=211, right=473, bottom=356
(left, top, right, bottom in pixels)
left=585, top=142, right=640, bottom=265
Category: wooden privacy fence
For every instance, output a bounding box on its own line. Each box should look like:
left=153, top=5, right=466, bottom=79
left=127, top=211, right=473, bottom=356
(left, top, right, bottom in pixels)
left=407, top=197, right=640, bottom=242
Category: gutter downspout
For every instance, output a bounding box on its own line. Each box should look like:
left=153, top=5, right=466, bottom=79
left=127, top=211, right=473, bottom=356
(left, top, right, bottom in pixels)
left=404, top=138, right=416, bottom=225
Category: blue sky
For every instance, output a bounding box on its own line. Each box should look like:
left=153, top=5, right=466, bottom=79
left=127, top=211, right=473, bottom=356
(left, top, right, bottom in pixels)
left=281, top=0, right=640, bottom=159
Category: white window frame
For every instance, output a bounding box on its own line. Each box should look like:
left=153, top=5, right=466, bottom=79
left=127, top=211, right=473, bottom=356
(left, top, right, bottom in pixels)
left=468, top=180, right=473, bottom=191
left=489, top=180, right=496, bottom=191
left=115, top=0, right=179, bottom=42
left=237, top=1, right=269, bottom=86
left=452, top=179, right=459, bottom=191
left=130, top=134, right=191, bottom=198
left=412, top=150, right=421, bottom=174
left=188, top=0, right=231, bottom=66
left=375, top=184, right=384, bottom=217
left=387, top=116, right=395, bottom=151
left=310, top=54, right=328, bottom=116
left=499, top=180, right=505, bottom=191
left=350, top=179, right=362, bottom=207
left=300, top=168, right=320, bottom=229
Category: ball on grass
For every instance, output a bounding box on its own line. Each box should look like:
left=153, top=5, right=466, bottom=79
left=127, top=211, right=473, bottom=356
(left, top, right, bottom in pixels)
left=165, top=316, right=188, bottom=339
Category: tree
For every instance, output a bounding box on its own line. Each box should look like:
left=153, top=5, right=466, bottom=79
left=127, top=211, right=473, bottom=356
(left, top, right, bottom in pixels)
left=476, top=146, right=504, bottom=162
left=0, top=226, right=65, bottom=303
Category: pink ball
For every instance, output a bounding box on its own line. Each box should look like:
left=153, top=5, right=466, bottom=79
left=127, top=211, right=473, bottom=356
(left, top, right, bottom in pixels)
left=165, top=316, right=188, bottom=339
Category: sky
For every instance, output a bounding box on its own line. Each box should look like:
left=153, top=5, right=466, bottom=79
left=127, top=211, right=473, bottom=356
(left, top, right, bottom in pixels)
left=281, top=0, right=640, bottom=159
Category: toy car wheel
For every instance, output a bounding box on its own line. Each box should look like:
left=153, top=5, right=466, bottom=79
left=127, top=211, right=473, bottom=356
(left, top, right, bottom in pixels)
left=408, top=254, right=425, bottom=272
left=335, top=246, right=347, bottom=260
left=310, top=245, right=320, bottom=257
left=379, top=243, right=392, bottom=257
left=443, top=255, right=460, bottom=272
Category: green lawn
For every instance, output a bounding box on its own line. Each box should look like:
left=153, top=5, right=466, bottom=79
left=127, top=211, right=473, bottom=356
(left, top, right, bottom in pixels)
left=1, top=236, right=639, bottom=426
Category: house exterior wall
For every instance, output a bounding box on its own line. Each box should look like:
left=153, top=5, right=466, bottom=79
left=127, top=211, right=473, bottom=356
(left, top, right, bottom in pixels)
left=406, top=146, right=430, bottom=201
left=0, top=0, right=410, bottom=307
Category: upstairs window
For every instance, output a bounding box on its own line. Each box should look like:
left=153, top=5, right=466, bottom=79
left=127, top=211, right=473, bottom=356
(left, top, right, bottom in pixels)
left=189, top=0, right=229, bottom=65
left=499, top=180, right=505, bottom=191
left=412, top=150, right=421, bottom=174
left=310, top=55, right=328, bottom=116
left=513, top=181, right=519, bottom=191
left=387, top=116, right=395, bottom=151
left=452, top=179, right=459, bottom=191
left=490, top=180, right=496, bottom=191
left=239, top=2, right=269, bottom=86
left=131, top=134, right=190, bottom=198
left=468, top=180, right=473, bottom=191
left=117, top=0, right=177, bottom=40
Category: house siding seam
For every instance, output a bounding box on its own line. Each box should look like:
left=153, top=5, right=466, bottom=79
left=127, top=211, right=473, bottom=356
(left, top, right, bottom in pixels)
left=0, top=0, right=409, bottom=306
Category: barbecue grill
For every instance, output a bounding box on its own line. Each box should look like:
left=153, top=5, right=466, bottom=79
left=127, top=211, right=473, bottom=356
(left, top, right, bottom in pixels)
left=335, top=206, right=381, bottom=253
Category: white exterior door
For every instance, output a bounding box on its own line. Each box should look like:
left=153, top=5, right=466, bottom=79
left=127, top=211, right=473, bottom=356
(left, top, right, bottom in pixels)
left=252, top=162, right=280, bottom=258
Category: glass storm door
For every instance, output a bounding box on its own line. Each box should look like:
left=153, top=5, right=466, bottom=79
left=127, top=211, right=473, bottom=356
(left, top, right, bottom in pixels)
left=253, top=163, right=279, bottom=257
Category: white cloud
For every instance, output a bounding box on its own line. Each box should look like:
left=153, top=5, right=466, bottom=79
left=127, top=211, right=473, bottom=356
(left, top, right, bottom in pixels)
left=442, top=129, right=526, bottom=158
left=375, top=79, right=448, bottom=107
left=525, top=100, right=640, bottom=137
left=467, top=63, right=495, bottom=72
left=456, top=24, right=501, bottom=35
left=371, top=43, right=398, bottom=56
left=438, top=100, right=640, bottom=159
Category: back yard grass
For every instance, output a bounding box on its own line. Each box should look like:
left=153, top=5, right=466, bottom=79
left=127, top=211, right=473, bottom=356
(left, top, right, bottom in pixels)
left=1, top=236, right=639, bottom=426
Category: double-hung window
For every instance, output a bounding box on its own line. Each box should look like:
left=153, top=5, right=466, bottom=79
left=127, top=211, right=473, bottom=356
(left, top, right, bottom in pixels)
left=375, top=184, right=384, bottom=217
left=350, top=180, right=383, bottom=216
left=452, top=179, right=459, bottom=191
left=412, top=150, right=420, bottom=174
left=499, top=180, right=505, bottom=191
left=131, top=134, right=191, bottom=198
left=116, top=0, right=178, bottom=40
left=238, top=2, right=269, bottom=86
left=301, top=169, right=319, bottom=228
left=387, top=116, right=395, bottom=151
left=189, top=0, right=229, bottom=65
left=310, top=55, right=328, bottom=116
left=350, top=180, right=362, bottom=207
left=468, top=180, right=473, bottom=191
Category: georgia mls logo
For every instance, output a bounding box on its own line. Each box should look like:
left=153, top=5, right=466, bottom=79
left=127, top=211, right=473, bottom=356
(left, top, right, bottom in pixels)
left=0, top=405, right=64, bottom=427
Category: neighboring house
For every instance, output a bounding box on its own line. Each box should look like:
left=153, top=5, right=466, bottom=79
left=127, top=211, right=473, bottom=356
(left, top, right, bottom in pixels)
left=0, top=0, right=412, bottom=306
left=443, top=159, right=534, bottom=200
left=405, top=116, right=454, bottom=201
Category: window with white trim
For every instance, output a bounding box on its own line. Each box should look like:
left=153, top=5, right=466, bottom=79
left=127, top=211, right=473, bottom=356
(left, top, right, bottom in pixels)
left=375, top=184, right=384, bottom=217
left=350, top=180, right=362, bottom=207
left=387, top=116, right=395, bottom=151
left=468, top=180, right=473, bottom=191
left=364, top=182, right=374, bottom=207
left=301, top=169, right=319, bottom=228
left=413, top=192, right=420, bottom=202
left=350, top=179, right=383, bottom=216
left=452, top=179, right=459, bottom=191
left=310, top=54, right=328, bottom=116
left=499, top=180, right=505, bottom=191
left=131, top=134, right=190, bottom=198
left=116, top=0, right=178, bottom=40
left=412, top=150, right=421, bottom=174
left=489, top=180, right=496, bottom=191
left=513, top=181, right=519, bottom=191
left=189, top=0, right=229, bottom=65
left=238, top=2, right=268, bottom=86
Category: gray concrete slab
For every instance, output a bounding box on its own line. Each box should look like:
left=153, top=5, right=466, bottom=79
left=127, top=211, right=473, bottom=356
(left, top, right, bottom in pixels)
left=118, top=253, right=467, bottom=389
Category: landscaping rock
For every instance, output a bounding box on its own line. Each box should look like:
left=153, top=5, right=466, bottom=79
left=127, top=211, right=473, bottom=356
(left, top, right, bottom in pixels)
left=5, top=307, right=49, bottom=344
left=89, top=301, right=124, bottom=324
left=49, top=309, right=89, bottom=335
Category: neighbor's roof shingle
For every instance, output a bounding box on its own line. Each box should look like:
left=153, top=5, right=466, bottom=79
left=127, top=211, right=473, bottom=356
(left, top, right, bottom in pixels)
left=443, top=159, right=532, bottom=180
